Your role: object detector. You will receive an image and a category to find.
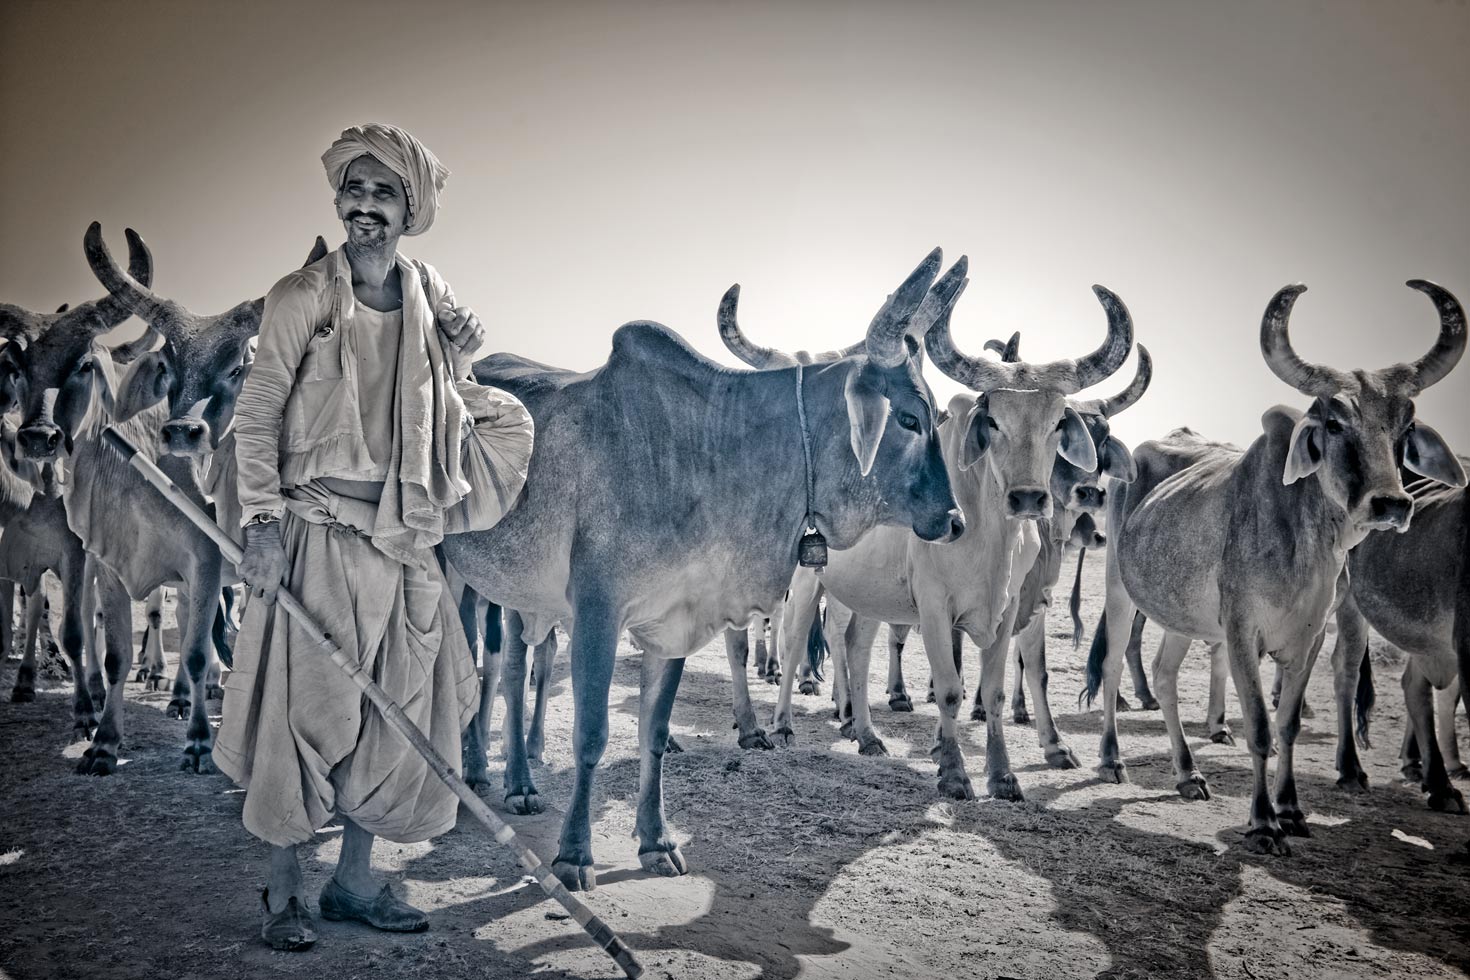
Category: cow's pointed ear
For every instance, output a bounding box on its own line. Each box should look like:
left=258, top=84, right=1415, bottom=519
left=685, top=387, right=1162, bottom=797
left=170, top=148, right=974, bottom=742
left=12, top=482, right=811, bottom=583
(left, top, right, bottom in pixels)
left=959, top=395, right=992, bottom=471
left=1099, top=434, right=1136, bottom=482
left=1282, top=412, right=1324, bottom=485
left=1057, top=406, right=1098, bottom=472
left=113, top=349, right=169, bottom=422
left=844, top=366, right=889, bottom=477
left=1404, top=421, right=1466, bottom=488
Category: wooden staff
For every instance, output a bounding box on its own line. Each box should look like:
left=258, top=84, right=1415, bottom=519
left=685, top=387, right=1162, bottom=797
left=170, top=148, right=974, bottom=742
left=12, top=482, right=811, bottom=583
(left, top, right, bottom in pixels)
left=102, top=426, right=644, bottom=979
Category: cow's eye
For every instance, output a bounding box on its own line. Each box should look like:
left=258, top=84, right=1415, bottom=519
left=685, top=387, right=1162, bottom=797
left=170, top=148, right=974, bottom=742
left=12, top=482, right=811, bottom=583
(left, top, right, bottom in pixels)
left=229, top=365, right=243, bottom=380
left=987, top=417, right=1000, bottom=431
left=76, top=361, right=93, bottom=374
left=1325, top=418, right=1343, bottom=435
left=897, top=412, right=919, bottom=432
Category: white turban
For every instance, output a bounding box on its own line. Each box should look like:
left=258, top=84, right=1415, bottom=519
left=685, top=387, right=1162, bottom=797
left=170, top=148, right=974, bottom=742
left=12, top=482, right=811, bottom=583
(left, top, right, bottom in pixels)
left=322, top=123, right=450, bottom=236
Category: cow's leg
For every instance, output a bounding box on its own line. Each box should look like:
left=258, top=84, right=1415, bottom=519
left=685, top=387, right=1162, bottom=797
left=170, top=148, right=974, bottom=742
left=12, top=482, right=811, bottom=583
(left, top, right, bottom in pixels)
left=479, top=599, right=503, bottom=749
left=0, top=581, right=12, bottom=665
left=1403, top=660, right=1465, bottom=813
left=761, top=596, right=786, bottom=684
left=11, top=586, right=44, bottom=702
left=1155, top=631, right=1208, bottom=799
left=635, top=653, right=689, bottom=878
left=57, top=558, right=95, bottom=739
left=526, top=630, right=559, bottom=765
left=724, top=627, right=772, bottom=750
left=919, top=612, right=973, bottom=800
left=1124, top=609, right=1158, bottom=710
left=1010, top=641, right=1029, bottom=724
left=1206, top=642, right=1234, bottom=745
left=175, top=577, right=218, bottom=773
left=1437, top=679, right=1465, bottom=779
left=500, top=610, right=541, bottom=814
left=1330, top=598, right=1370, bottom=792
left=772, top=572, right=821, bottom=746
left=1095, top=588, right=1139, bottom=783
left=1401, top=714, right=1424, bottom=784
left=887, top=623, right=912, bottom=711
left=459, top=588, right=492, bottom=788
left=1224, top=627, right=1288, bottom=854
left=1270, top=635, right=1321, bottom=840
left=1017, top=615, right=1077, bottom=768
left=140, top=592, right=166, bottom=691
left=973, top=600, right=1025, bottom=801
left=77, top=566, right=133, bottom=776
left=81, top=568, right=109, bottom=709
left=827, top=601, right=855, bottom=735
left=845, top=614, right=887, bottom=756
left=935, top=628, right=964, bottom=707
left=552, top=598, right=619, bottom=892
left=206, top=591, right=229, bottom=696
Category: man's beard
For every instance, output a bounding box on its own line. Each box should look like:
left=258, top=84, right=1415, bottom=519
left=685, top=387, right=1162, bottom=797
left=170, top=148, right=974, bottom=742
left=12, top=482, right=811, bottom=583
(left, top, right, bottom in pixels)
left=344, top=210, right=393, bottom=252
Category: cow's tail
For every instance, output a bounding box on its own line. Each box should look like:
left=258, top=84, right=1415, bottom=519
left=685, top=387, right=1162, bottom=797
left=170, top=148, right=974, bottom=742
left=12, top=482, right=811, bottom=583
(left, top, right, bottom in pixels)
left=1355, top=643, right=1375, bottom=748
left=807, top=607, right=828, bottom=682
left=1081, top=611, right=1107, bottom=708
left=1069, top=549, right=1086, bottom=649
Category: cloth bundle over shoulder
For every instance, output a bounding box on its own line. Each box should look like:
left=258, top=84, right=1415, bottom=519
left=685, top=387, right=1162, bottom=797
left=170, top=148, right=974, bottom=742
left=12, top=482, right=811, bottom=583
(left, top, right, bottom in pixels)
left=445, top=378, right=533, bottom=534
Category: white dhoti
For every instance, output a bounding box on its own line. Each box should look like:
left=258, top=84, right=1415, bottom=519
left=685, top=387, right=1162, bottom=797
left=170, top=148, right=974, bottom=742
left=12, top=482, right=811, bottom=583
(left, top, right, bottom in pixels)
left=215, top=486, right=479, bottom=848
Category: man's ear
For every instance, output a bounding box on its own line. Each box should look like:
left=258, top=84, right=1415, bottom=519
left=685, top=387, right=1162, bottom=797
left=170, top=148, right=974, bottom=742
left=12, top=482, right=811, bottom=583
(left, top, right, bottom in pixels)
left=1099, top=435, right=1136, bottom=482
left=1057, top=406, right=1098, bottom=472
left=959, top=395, right=992, bottom=471
left=1283, top=412, right=1324, bottom=485
left=844, top=366, right=888, bottom=477
left=113, top=349, right=170, bottom=422
left=1404, top=421, right=1467, bottom=488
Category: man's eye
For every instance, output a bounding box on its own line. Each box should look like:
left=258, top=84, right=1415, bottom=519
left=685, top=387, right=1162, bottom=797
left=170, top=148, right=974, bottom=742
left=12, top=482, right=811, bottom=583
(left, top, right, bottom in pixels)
left=897, top=412, right=919, bottom=432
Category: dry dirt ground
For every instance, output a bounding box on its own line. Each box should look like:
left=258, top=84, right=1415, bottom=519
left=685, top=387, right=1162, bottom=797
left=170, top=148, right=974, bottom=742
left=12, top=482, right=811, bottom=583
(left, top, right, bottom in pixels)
left=1, top=557, right=1468, bottom=980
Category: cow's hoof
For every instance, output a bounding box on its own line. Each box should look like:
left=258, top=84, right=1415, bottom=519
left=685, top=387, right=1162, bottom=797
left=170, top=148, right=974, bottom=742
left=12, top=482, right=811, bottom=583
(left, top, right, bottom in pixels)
left=11, top=686, right=35, bottom=703
left=180, top=745, right=215, bottom=774
left=207, top=684, right=224, bottom=701
left=937, top=772, right=975, bottom=800
left=1299, top=701, right=1315, bottom=720
left=638, top=844, right=688, bottom=878
left=798, top=680, right=819, bottom=696
left=167, top=699, right=189, bottom=721
left=1243, top=826, right=1291, bottom=856
left=838, top=719, right=855, bottom=741
left=1136, top=696, right=1160, bottom=711
left=1012, top=708, right=1032, bottom=725
left=551, top=860, right=596, bottom=892
left=464, top=766, right=492, bottom=789
left=970, top=705, right=986, bottom=722
left=1044, top=745, right=1080, bottom=770
left=1447, top=765, right=1470, bottom=781
left=926, top=689, right=937, bottom=704
left=857, top=732, right=888, bottom=757
left=147, top=675, right=164, bottom=693
left=1210, top=729, right=1236, bottom=746
left=771, top=726, right=795, bottom=748
left=76, top=747, right=117, bottom=777
left=1336, top=769, right=1370, bottom=794
left=1428, top=786, right=1467, bottom=814
left=134, top=668, right=149, bottom=684
left=888, top=693, right=913, bottom=712
left=763, top=671, right=780, bottom=686
left=1098, top=762, right=1129, bottom=784
left=1115, top=694, right=1132, bottom=712
left=72, top=719, right=95, bottom=741
left=1278, top=810, right=1312, bottom=838
left=1402, top=763, right=1425, bottom=785
left=1177, top=774, right=1211, bottom=801
left=737, top=729, right=774, bottom=750
left=664, top=735, right=685, bottom=754
left=505, top=788, right=542, bottom=815
left=988, top=773, right=1024, bottom=802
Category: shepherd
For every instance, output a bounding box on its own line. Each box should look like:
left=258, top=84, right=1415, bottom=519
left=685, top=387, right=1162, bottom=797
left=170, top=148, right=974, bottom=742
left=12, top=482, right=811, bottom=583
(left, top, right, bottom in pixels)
left=216, top=123, right=516, bottom=951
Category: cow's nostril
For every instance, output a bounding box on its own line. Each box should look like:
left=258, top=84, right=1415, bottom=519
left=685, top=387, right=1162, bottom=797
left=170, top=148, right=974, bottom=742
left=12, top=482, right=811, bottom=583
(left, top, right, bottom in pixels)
left=1007, top=488, right=1048, bottom=515
left=1368, top=495, right=1412, bottom=525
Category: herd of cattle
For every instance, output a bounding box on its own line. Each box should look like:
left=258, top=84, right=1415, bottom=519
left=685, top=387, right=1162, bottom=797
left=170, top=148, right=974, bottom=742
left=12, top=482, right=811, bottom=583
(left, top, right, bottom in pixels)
left=1, top=229, right=1466, bottom=892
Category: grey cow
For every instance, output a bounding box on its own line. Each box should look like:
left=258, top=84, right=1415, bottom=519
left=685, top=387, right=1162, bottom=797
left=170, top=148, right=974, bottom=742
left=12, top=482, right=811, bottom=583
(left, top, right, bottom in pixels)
left=775, top=280, right=1136, bottom=801
left=1087, top=280, right=1466, bottom=855
left=442, top=249, right=969, bottom=891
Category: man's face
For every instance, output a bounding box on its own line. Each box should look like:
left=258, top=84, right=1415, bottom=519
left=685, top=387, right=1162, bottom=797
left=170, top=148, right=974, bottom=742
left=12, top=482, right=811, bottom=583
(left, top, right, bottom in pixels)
left=335, top=154, right=409, bottom=251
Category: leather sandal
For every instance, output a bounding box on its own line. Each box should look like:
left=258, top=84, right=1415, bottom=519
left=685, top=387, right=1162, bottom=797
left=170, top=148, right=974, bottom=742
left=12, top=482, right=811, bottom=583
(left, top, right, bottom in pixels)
left=260, top=888, right=317, bottom=951
left=318, top=878, right=429, bottom=932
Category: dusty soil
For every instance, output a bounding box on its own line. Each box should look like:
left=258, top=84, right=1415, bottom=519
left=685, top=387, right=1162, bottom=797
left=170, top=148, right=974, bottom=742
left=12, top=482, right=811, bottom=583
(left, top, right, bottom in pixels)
left=1, top=557, right=1467, bottom=980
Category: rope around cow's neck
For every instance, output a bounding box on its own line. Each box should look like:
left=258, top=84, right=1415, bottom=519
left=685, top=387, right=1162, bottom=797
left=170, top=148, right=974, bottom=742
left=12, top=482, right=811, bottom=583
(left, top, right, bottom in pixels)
left=795, top=363, right=816, bottom=533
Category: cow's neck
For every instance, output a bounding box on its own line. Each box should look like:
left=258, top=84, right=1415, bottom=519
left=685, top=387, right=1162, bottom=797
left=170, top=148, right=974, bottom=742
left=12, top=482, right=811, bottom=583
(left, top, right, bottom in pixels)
left=1240, top=432, right=1352, bottom=581
left=796, top=362, right=884, bottom=551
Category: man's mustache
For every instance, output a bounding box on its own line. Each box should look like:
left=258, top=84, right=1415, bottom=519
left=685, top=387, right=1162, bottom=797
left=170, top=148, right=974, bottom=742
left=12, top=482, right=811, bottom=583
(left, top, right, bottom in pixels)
left=345, top=209, right=387, bottom=224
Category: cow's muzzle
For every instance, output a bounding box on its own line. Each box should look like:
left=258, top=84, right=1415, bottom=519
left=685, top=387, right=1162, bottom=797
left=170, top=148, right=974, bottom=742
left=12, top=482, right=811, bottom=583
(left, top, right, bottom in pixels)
left=1071, top=485, right=1105, bottom=512
left=160, top=418, right=211, bottom=456
left=1364, top=494, right=1414, bottom=533
left=1006, top=486, right=1052, bottom=520
left=17, top=423, right=63, bottom=461
left=916, top=507, right=966, bottom=543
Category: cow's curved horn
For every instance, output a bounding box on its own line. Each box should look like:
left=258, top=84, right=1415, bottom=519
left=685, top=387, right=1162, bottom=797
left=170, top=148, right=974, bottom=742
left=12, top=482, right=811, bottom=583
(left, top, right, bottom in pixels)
left=0, top=306, right=36, bottom=343
left=1260, top=283, right=1347, bottom=397
left=85, top=223, right=167, bottom=328
left=866, top=248, right=942, bottom=367
left=108, top=325, right=162, bottom=364
left=925, top=306, right=1012, bottom=391
left=1071, top=286, right=1134, bottom=390
left=1402, top=280, right=1466, bottom=393
left=911, top=256, right=968, bottom=337
left=984, top=331, right=1022, bottom=364
left=1096, top=343, right=1153, bottom=417
left=717, top=285, right=792, bottom=368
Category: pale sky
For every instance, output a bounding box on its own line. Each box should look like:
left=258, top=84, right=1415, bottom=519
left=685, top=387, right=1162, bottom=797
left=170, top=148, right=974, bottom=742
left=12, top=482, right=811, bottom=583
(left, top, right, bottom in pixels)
left=2, top=0, right=1466, bottom=451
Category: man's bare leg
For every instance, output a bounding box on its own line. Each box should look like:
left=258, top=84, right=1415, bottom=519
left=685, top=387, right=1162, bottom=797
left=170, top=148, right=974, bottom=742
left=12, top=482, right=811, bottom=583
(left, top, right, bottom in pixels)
left=266, top=845, right=306, bottom=912
left=334, top=820, right=380, bottom=896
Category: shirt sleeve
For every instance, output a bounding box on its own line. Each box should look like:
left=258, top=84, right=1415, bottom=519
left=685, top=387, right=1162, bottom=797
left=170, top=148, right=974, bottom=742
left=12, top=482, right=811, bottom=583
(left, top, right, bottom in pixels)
left=234, top=271, right=320, bottom=527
